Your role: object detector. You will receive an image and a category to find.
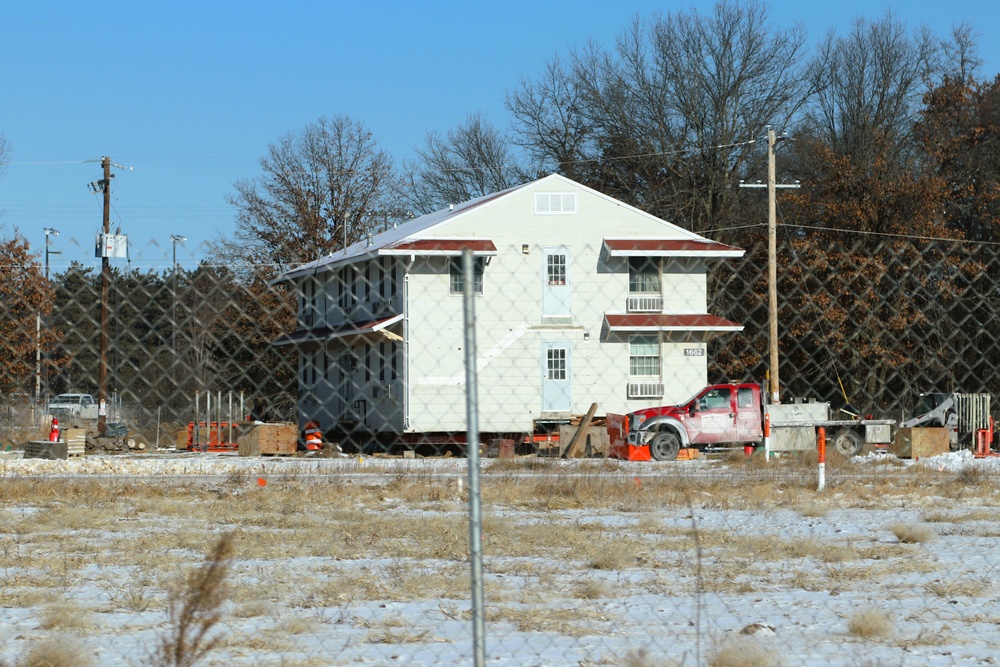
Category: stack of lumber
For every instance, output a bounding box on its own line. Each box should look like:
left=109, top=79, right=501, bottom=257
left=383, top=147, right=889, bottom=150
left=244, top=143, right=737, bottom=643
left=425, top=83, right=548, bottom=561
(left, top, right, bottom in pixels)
left=24, top=439, right=84, bottom=460
left=64, top=428, right=86, bottom=455
left=238, top=423, right=298, bottom=457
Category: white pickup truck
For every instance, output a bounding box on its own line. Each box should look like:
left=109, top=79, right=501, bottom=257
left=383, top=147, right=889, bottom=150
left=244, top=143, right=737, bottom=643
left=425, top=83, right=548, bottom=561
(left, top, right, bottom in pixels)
left=48, top=393, right=100, bottom=425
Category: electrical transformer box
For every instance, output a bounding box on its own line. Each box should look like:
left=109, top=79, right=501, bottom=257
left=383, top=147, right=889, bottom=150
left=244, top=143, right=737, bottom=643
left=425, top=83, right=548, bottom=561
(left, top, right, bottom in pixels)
left=95, top=234, right=128, bottom=259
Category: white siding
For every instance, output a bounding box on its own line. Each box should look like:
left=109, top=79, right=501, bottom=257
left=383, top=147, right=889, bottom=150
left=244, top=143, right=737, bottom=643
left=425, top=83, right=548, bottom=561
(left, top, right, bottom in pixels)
left=296, top=176, right=728, bottom=435
left=401, top=180, right=716, bottom=433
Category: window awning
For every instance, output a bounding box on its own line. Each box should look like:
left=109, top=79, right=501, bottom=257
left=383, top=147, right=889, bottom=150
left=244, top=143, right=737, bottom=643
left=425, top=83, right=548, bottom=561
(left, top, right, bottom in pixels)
left=605, top=313, right=743, bottom=340
left=603, top=238, right=744, bottom=258
left=380, top=239, right=497, bottom=256
left=273, top=314, right=404, bottom=346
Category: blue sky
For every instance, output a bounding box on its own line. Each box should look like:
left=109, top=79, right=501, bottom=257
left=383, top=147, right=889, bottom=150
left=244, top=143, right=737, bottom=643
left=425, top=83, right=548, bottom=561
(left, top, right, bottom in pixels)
left=1, top=0, right=997, bottom=272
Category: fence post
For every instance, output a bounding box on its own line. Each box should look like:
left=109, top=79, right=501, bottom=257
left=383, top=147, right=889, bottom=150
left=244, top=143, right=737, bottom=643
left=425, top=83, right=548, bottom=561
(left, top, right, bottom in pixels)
left=461, top=249, right=486, bottom=667
left=817, top=426, right=826, bottom=492
left=194, top=390, right=200, bottom=449
left=763, top=412, right=771, bottom=462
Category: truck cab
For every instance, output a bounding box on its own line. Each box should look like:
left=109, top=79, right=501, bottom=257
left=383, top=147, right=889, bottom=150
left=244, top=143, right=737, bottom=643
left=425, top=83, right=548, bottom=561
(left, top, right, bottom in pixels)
left=609, top=383, right=763, bottom=461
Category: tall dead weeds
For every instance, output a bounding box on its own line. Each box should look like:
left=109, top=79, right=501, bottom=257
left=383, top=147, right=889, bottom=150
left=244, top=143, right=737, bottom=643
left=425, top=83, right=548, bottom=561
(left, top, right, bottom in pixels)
left=149, top=532, right=234, bottom=667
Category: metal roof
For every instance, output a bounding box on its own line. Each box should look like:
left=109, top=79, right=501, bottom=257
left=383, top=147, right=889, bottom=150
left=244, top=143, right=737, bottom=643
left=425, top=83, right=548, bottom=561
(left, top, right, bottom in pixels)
left=379, top=239, right=497, bottom=256
left=272, top=181, right=532, bottom=284
left=273, top=174, right=746, bottom=285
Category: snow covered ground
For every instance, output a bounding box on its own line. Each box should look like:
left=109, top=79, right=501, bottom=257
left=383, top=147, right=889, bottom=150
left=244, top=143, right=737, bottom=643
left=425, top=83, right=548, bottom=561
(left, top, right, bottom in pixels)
left=1, top=449, right=999, bottom=666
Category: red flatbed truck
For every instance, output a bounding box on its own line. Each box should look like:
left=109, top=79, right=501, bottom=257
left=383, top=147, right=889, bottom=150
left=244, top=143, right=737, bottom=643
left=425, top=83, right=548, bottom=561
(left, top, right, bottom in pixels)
left=609, top=383, right=893, bottom=461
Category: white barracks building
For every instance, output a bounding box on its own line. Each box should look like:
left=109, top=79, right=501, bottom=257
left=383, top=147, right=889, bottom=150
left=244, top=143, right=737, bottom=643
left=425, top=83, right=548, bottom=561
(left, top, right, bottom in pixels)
left=273, top=174, right=744, bottom=444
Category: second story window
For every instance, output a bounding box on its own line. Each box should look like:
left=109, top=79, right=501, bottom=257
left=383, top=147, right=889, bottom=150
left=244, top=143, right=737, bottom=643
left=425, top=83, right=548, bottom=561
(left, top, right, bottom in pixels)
left=629, top=258, right=660, bottom=294
left=450, top=257, right=484, bottom=294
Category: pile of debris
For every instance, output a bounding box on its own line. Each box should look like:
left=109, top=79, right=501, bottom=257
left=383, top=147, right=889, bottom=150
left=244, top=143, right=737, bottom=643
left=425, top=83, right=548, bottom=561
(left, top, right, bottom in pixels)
left=84, top=426, right=149, bottom=455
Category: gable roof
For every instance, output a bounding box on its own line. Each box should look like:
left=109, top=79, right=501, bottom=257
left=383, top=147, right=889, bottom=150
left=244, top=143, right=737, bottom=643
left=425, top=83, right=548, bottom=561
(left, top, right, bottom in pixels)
left=273, top=173, right=733, bottom=283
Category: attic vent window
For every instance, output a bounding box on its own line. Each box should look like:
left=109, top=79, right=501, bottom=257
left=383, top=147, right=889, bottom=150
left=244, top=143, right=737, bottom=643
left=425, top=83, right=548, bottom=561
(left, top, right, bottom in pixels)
left=535, top=192, right=577, bottom=215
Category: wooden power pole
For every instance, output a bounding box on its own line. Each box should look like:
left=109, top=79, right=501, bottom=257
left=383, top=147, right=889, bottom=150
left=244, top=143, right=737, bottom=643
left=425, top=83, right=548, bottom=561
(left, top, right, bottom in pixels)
left=740, top=128, right=799, bottom=404
left=98, top=156, right=111, bottom=434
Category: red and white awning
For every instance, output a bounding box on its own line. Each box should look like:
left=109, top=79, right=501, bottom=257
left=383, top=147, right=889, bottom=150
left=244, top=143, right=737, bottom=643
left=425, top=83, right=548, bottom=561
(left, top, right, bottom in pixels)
left=605, top=313, right=743, bottom=339
left=603, top=238, right=744, bottom=258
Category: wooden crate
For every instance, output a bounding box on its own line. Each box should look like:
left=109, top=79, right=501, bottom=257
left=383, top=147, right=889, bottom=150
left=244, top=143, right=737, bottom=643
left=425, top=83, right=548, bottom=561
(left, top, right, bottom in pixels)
left=557, top=425, right=609, bottom=457
left=890, top=428, right=951, bottom=459
left=238, top=423, right=298, bottom=456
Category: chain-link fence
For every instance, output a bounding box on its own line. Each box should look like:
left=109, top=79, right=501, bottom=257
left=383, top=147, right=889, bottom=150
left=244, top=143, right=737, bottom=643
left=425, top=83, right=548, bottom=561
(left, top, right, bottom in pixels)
left=7, top=232, right=998, bottom=437
left=2, top=230, right=999, bottom=665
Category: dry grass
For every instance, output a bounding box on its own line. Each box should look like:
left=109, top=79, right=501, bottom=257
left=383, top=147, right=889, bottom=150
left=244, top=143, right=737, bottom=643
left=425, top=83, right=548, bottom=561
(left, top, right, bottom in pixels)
left=707, top=635, right=782, bottom=667
left=573, top=578, right=611, bottom=599
left=2, top=464, right=999, bottom=664
left=955, top=465, right=992, bottom=486
left=365, top=627, right=432, bottom=644
left=38, top=601, right=92, bottom=630
left=921, top=508, right=996, bottom=523
left=489, top=604, right=614, bottom=636
left=890, top=522, right=937, bottom=544
left=795, top=502, right=830, bottom=518
left=847, top=607, right=894, bottom=639
left=618, top=647, right=677, bottom=667
left=149, top=532, right=234, bottom=667
left=232, top=599, right=273, bottom=619
left=924, top=575, right=992, bottom=598
left=904, top=627, right=957, bottom=646
left=13, top=637, right=92, bottom=667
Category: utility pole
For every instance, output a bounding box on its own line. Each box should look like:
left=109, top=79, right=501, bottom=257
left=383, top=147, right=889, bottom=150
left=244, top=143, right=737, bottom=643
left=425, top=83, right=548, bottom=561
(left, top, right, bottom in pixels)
left=98, top=156, right=111, bottom=435
left=35, top=228, right=60, bottom=402
left=739, top=128, right=799, bottom=404
left=170, top=234, right=187, bottom=355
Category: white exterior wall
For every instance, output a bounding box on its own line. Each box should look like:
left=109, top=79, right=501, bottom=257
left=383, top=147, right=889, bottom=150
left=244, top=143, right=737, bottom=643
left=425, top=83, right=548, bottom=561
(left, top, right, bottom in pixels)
left=290, top=176, right=733, bottom=436
left=662, top=258, right=707, bottom=313
left=402, top=180, right=714, bottom=434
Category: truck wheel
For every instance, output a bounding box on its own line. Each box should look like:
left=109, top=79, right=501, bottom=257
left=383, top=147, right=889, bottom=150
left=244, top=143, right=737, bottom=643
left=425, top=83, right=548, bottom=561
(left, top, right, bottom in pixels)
left=832, top=429, right=863, bottom=457
left=649, top=432, right=681, bottom=461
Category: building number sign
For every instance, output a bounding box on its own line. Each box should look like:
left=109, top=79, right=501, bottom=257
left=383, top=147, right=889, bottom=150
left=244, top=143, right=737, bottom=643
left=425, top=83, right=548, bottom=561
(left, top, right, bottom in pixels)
left=684, top=348, right=705, bottom=357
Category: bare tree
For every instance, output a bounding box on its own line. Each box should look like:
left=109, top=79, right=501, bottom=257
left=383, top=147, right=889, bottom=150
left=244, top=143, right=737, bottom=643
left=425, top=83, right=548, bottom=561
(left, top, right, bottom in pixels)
left=940, top=21, right=983, bottom=83
left=401, top=113, right=532, bottom=214
left=0, top=132, right=8, bottom=176
left=507, top=0, right=810, bottom=231
left=221, top=115, right=401, bottom=268
left=505, top=56, right=595, bottom=180
left=802, top=13, right=938, bottom=170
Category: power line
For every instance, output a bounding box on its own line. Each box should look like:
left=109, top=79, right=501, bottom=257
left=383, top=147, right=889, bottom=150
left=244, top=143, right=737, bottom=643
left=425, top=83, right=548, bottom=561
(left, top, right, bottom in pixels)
left=701, top=221, right=997, bottom=247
